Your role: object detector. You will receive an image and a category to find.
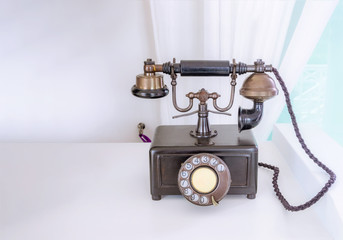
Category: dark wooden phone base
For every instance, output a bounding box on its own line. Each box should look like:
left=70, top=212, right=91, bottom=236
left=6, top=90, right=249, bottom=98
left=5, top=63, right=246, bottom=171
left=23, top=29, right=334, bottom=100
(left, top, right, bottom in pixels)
left=149, top=125, right=258, bottom=201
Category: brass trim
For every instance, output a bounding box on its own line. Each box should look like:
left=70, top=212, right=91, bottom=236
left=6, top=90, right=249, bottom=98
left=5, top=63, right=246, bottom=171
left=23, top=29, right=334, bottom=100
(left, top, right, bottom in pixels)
left=136, top=73, right=164, bottom=90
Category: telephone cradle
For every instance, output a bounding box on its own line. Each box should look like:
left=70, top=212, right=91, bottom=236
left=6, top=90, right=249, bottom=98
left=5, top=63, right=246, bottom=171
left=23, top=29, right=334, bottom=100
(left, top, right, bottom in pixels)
left=150, top=124, right=258, bottom=202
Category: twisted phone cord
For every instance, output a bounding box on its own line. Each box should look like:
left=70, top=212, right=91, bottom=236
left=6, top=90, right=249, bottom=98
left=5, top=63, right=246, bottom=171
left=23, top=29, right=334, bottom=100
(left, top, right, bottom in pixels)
left=258, top=68, right=336, bottom=211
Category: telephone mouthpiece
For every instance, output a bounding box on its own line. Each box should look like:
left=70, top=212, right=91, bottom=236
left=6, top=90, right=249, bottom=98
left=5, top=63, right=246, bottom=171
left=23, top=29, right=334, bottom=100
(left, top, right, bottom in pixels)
left=238, top=73, right=278, bottom=132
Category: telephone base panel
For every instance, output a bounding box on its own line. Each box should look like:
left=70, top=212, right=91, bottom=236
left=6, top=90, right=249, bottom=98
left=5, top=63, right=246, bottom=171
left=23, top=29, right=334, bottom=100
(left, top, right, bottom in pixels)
left=149, top=125, right=258, bottom=200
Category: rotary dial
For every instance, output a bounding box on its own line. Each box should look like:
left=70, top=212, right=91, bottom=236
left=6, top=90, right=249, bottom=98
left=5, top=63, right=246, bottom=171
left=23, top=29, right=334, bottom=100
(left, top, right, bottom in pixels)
left=178, top=153, right=231, bottom=206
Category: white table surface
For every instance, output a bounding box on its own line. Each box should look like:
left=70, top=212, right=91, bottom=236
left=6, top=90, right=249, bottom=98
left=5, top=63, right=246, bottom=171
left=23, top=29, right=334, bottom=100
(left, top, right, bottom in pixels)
left=0, top=142, right=338, bottom=240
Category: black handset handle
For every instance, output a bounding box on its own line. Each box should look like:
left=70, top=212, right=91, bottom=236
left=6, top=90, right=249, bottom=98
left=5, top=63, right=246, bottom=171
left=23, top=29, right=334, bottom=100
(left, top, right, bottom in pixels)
left=178, top=60, right=231, bottom=76
left=162, top=59, right=273, bottom=76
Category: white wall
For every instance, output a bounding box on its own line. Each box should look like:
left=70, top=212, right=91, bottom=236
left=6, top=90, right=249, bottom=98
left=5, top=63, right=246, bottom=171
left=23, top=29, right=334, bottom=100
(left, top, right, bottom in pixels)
left=0, top=0, right=161, bottom=142
left=0, top=1, right=337, bottom=143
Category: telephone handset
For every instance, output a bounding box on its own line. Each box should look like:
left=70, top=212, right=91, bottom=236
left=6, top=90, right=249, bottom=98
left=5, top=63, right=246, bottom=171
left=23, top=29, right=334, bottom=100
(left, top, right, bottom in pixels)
left=131, top=58, right=336, bottom=211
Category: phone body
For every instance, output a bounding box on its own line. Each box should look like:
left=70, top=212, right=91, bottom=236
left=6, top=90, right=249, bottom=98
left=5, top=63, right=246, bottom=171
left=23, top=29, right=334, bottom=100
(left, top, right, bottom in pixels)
left=150, top=125, right=257, bottom=202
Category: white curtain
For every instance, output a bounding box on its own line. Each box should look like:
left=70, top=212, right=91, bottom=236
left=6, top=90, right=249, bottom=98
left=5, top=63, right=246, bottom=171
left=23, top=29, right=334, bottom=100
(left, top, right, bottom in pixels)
left=148, top=0, right=337, bottom=142
left=258, top=0, right=338, bottom=141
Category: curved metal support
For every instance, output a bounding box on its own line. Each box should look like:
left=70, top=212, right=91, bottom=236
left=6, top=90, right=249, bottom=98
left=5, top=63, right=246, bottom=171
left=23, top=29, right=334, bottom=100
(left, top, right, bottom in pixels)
left=170, top=58, right=194, bottom=113
left=172, top=84, right=194, bottom=112
left=212, top=59, right=237, bottom=112
left=212, top=85, right=236, bottom=112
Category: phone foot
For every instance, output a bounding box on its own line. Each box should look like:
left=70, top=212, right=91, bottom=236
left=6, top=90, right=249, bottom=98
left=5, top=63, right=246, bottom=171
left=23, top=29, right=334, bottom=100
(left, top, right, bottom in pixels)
left=247, top=194, right=256, bottom=199
left=152, top=195, right=162, bottom=200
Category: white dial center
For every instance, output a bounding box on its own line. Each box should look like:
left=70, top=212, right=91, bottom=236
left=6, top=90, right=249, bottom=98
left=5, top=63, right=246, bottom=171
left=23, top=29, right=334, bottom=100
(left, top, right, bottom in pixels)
left=191, top=167, right=218, bottom=194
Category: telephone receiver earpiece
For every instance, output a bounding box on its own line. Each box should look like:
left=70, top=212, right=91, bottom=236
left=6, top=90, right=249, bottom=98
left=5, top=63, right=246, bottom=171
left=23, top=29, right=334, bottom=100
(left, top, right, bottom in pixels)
left=238, top=73, right=278, bottom=132
left=131, top=59, right=169, bottom=99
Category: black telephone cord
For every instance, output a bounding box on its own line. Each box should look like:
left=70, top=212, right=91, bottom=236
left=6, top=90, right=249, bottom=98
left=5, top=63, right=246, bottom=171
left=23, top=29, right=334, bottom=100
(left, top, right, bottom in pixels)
left=258, top=68, right=336, bottom=211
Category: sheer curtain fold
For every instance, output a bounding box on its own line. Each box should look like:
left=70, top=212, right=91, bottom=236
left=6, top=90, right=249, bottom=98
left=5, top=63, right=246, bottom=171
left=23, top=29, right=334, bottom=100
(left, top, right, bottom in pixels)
left=148, top=0, right=337, bottom=142
left=255, top=0, right=338, bottom=141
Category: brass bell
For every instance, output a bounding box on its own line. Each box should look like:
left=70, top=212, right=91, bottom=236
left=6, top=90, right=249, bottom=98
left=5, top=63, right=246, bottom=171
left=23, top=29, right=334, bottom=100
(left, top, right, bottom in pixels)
left=131, top=59, right=169, bottom=99
left=240, top=73, right=278, bottom=102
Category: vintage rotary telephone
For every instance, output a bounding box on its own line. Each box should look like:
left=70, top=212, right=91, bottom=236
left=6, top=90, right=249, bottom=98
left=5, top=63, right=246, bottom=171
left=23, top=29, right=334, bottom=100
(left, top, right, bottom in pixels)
left=131, top=58, right=336, bottom=211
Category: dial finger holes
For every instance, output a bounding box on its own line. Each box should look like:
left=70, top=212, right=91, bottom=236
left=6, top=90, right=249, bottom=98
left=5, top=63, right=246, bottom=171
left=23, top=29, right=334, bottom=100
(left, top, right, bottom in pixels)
left=216, top=164, right=225, bottom=172
left=191, top=194, right=199, bottom=202
left=185, top=163, right=193, bottom=170
left=200, top=196, right=209, bottom=205
left=184, top=188, right=192, bottom=196
left=181, top=171, right=188, bottom=178
left=180, top=180, right=189, bottom=188
left=192, top=157, right=200, bottom=165
left=210, top=158, right=218, bottom=166
left=201, top=155, right=209, bottom=163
